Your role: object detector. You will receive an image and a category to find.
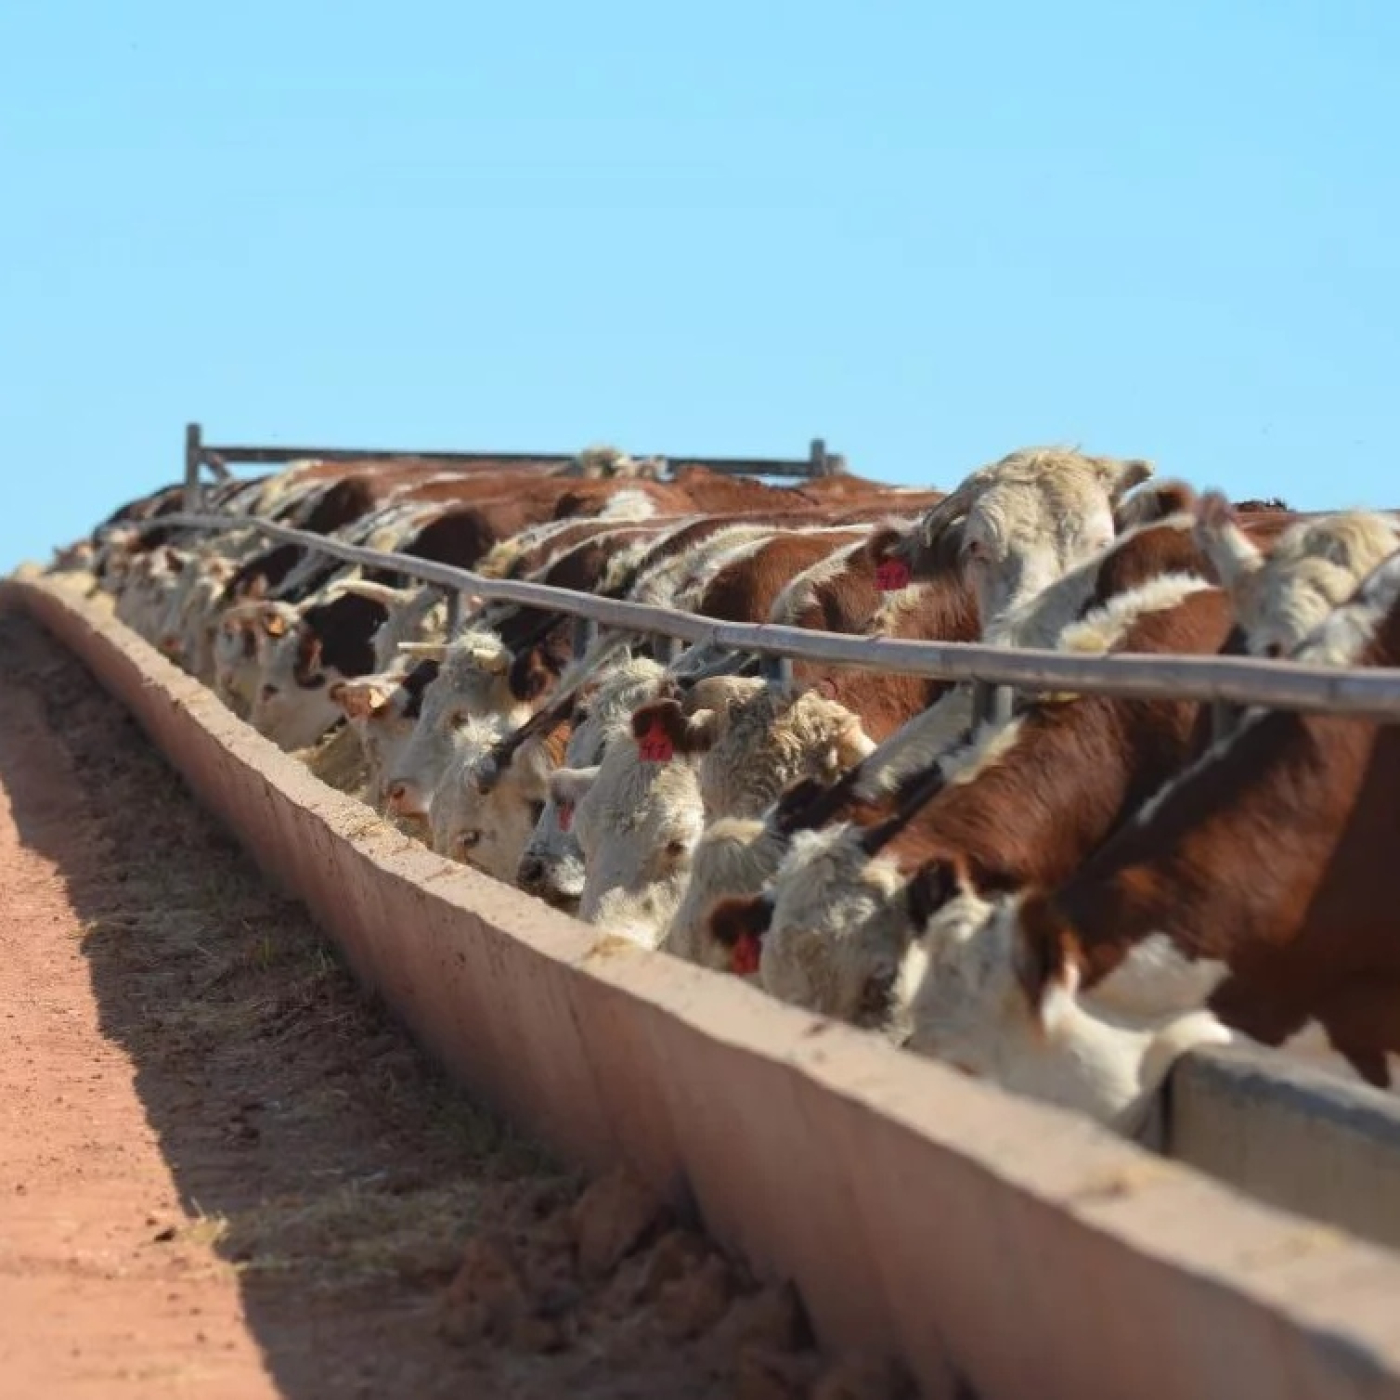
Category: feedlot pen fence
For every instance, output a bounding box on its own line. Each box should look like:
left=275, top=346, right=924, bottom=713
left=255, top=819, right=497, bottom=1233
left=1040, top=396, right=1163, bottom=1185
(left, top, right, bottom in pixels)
left=155, top=423, right=1400, bottom=731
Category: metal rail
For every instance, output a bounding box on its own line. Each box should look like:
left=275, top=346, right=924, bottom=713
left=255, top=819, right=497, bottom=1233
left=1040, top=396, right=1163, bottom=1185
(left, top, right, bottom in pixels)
left=181, top=421, right=844, bottom=509
left=146, top=510, right=1400, bottom=723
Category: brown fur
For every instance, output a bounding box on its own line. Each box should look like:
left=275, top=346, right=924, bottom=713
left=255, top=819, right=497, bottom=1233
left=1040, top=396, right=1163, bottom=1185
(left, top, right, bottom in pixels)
left=883, top=589, right=1233, bottom=902
left=1015, top=586, right=1400, bottom=1087
left=694, top=531, right=868, bottom=623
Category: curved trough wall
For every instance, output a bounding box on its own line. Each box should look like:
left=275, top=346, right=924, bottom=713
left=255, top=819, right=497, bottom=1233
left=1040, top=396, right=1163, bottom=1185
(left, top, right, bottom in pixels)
left=1167, top=1048, right=1400, bottom=1252
left=9, top=572, right=1400, bottom=1400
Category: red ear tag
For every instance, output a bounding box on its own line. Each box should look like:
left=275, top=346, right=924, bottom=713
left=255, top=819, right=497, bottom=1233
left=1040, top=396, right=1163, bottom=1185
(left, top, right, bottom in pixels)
left=876, top=558, right=911, bottom=592
left=731, top=932, right=761, bottom=976
left=557, top=801, right=574, bottom=833
left=637, top=716, right=675, bottom=763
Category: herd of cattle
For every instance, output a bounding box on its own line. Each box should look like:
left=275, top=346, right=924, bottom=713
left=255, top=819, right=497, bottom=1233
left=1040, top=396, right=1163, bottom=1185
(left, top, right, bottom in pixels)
left=48, top=443, right=1400, bottom=1138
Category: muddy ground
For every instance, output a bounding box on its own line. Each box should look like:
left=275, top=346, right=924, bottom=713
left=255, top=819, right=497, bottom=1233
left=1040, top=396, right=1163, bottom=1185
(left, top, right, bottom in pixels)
left=0, top=605, right=907, bottom=1399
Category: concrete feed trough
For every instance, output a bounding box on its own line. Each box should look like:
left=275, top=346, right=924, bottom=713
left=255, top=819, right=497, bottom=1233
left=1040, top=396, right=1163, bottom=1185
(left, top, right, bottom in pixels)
left=9, top=573, right=1400, bottom=1400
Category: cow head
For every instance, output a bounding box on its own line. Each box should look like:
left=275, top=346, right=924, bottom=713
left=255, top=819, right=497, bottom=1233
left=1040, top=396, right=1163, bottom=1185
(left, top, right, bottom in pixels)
left=430, top=715, right=567, bottom=882
left=385, top=630, right=530, bottom=820
left=1194, top=492, right=1400, bottom=658
left=922, top=447, right=1154, bottom=629
left=904, top=887, right=1232, bottom=1136
left=516, top=657, right=668, bottom=910
left=661, top=818, right=788, bottom=970
left=562, top=711, right=706, bottom=947
left=751, top=823, right=918, bottom=1032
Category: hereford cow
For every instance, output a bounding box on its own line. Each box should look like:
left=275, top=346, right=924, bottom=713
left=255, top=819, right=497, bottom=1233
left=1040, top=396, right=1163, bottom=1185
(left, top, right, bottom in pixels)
left=903, top=545, right=1400, bottom=1132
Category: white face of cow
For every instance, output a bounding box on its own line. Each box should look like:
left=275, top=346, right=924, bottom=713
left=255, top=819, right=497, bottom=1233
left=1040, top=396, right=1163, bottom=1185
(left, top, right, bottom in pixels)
left=429, top=721, right=555, bottom=882
left=116, top=548, right=186, bottom=640
left=905, top=893, right=1233, bottom=1136
left=661, top=817, right=788, bottom=970
left=1195, top=502, right=1400, bottom=659
left=213, top=603, right=283, bottom=717
left=251, top=621, right=350, bottom=753
left=158, top=559, right=235, bottom=682
left=758, top=825, right=914, bottom=1031
left=926, top=450, right=1153, bottom=631
left=328, top=669, right=422, bottom=807
left=686, top=678, right=876, bottom=822
left=565, top=726, right=706, bottom=947
left=385, top=632, right=531, bottom=820
left=518, top=657, right=668, bottom=908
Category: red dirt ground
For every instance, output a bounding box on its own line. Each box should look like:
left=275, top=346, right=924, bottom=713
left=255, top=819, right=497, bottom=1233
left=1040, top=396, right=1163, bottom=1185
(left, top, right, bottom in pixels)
left=0, top=605, right=908, bottom=1398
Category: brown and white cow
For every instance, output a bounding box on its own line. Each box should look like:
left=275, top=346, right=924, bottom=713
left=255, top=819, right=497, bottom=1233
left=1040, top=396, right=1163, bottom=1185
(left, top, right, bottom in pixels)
left=904, top=545, right=1400, bottom=1131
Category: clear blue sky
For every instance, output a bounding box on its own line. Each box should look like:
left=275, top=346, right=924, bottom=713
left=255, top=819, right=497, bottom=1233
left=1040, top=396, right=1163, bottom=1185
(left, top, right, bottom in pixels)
left=3, top=1, right=1398, bottom=570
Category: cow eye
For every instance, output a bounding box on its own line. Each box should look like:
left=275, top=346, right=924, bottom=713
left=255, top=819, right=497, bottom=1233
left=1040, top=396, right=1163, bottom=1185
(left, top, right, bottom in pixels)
left=449, top=710, right=468, bottom=730
left=664, top=839, right=688, bottom=859
left=458, top=830, right=482, bottom=850
left=260, top=684, right=278, bottom=701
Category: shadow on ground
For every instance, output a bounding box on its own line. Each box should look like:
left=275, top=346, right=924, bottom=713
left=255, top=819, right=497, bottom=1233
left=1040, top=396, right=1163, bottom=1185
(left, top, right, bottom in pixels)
left=0, top=607, right=843, bottom=1400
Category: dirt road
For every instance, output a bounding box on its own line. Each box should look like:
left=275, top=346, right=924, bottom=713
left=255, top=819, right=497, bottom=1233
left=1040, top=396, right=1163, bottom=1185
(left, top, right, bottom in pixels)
left=0, top=607, right=846, bottom=1400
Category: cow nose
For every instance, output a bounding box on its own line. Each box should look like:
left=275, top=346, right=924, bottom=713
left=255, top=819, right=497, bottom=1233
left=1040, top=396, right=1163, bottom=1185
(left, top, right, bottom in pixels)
left=517, top=856, right=545, bottom=891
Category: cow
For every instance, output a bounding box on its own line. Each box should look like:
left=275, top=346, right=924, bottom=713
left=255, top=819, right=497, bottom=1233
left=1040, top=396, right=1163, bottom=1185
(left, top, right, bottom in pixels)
left=915, top=445, right=1155, bottom=627
left=429, top=711, right=573, bottom=878
left=723, top=576, right=1235, bottom=1031
left=327, top=658, right=441, bottom=806
left=707, top=496, right=1361, bottom=1026
left=902, top=543, right=1400, bottom=1132
left=544, top=530, right=881, bottom=944
left=1193, top=492, right=1400, bottom=658
left=383, top=630, right=538, bottom=821
left=524, top=657, right=672, bottom=910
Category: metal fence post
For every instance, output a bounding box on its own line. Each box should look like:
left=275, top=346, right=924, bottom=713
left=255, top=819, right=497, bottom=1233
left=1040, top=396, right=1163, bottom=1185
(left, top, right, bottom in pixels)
left=808, top=437, right=847, bottom=478
left=446, top=591, right=463, bottom=635
left=652, top=634, right=682, bottom=665
left=572, top=616, right=597, bottom=657
left=1211, top=699, right=1245, bottom=744
left=761, top=654, right=794, bottom=688
left=971, top=680, right=1015, bottom=729
left=183, top=422, right=203, bottom=512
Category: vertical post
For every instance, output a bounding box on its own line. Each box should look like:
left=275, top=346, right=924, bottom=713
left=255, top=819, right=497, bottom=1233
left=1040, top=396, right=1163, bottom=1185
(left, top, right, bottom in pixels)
left=571, top=615, right=597, bottom=658
left=1211, top=699, right=1244, bottom=745
left=446, top=591, right=463, bottom=636
left=652, top=634, right=681, bottom=665
left=808, top=438, right=828, bottom=478
left=761, top=653, right=794, bottom=688
left=971, top=681, right=1015, bottom=729
left=183, top=422, right=203, bottom=512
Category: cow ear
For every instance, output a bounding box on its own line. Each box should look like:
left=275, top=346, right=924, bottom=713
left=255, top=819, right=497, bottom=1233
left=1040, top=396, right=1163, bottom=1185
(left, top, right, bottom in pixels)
left=1113, top=480, right=1197, bottom=532
left=331, top=680, right=392, bottom=720
left=1014, top=894, right=1084, bottom=1033
left=294, top=631, right=323, bottom=686
left=682, top=708, right=720, bottom=754
left=905, top=858, right=966, bottom=930
left=833, top=715, right=876, bottom=768
left=708, top=894, right=774, bottom=976
left=511, top=647, right=556, bottom=704
left=550, top=765, right=599, bottom=809
left=1194, top=490, right=1263, bottom=592
left=1096, top=456, right=1155, bottom=502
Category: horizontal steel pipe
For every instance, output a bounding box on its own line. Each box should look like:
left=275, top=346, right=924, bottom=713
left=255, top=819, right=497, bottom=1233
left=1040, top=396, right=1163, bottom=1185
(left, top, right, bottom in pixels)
left=141, top=512, right=1400, bottom=722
